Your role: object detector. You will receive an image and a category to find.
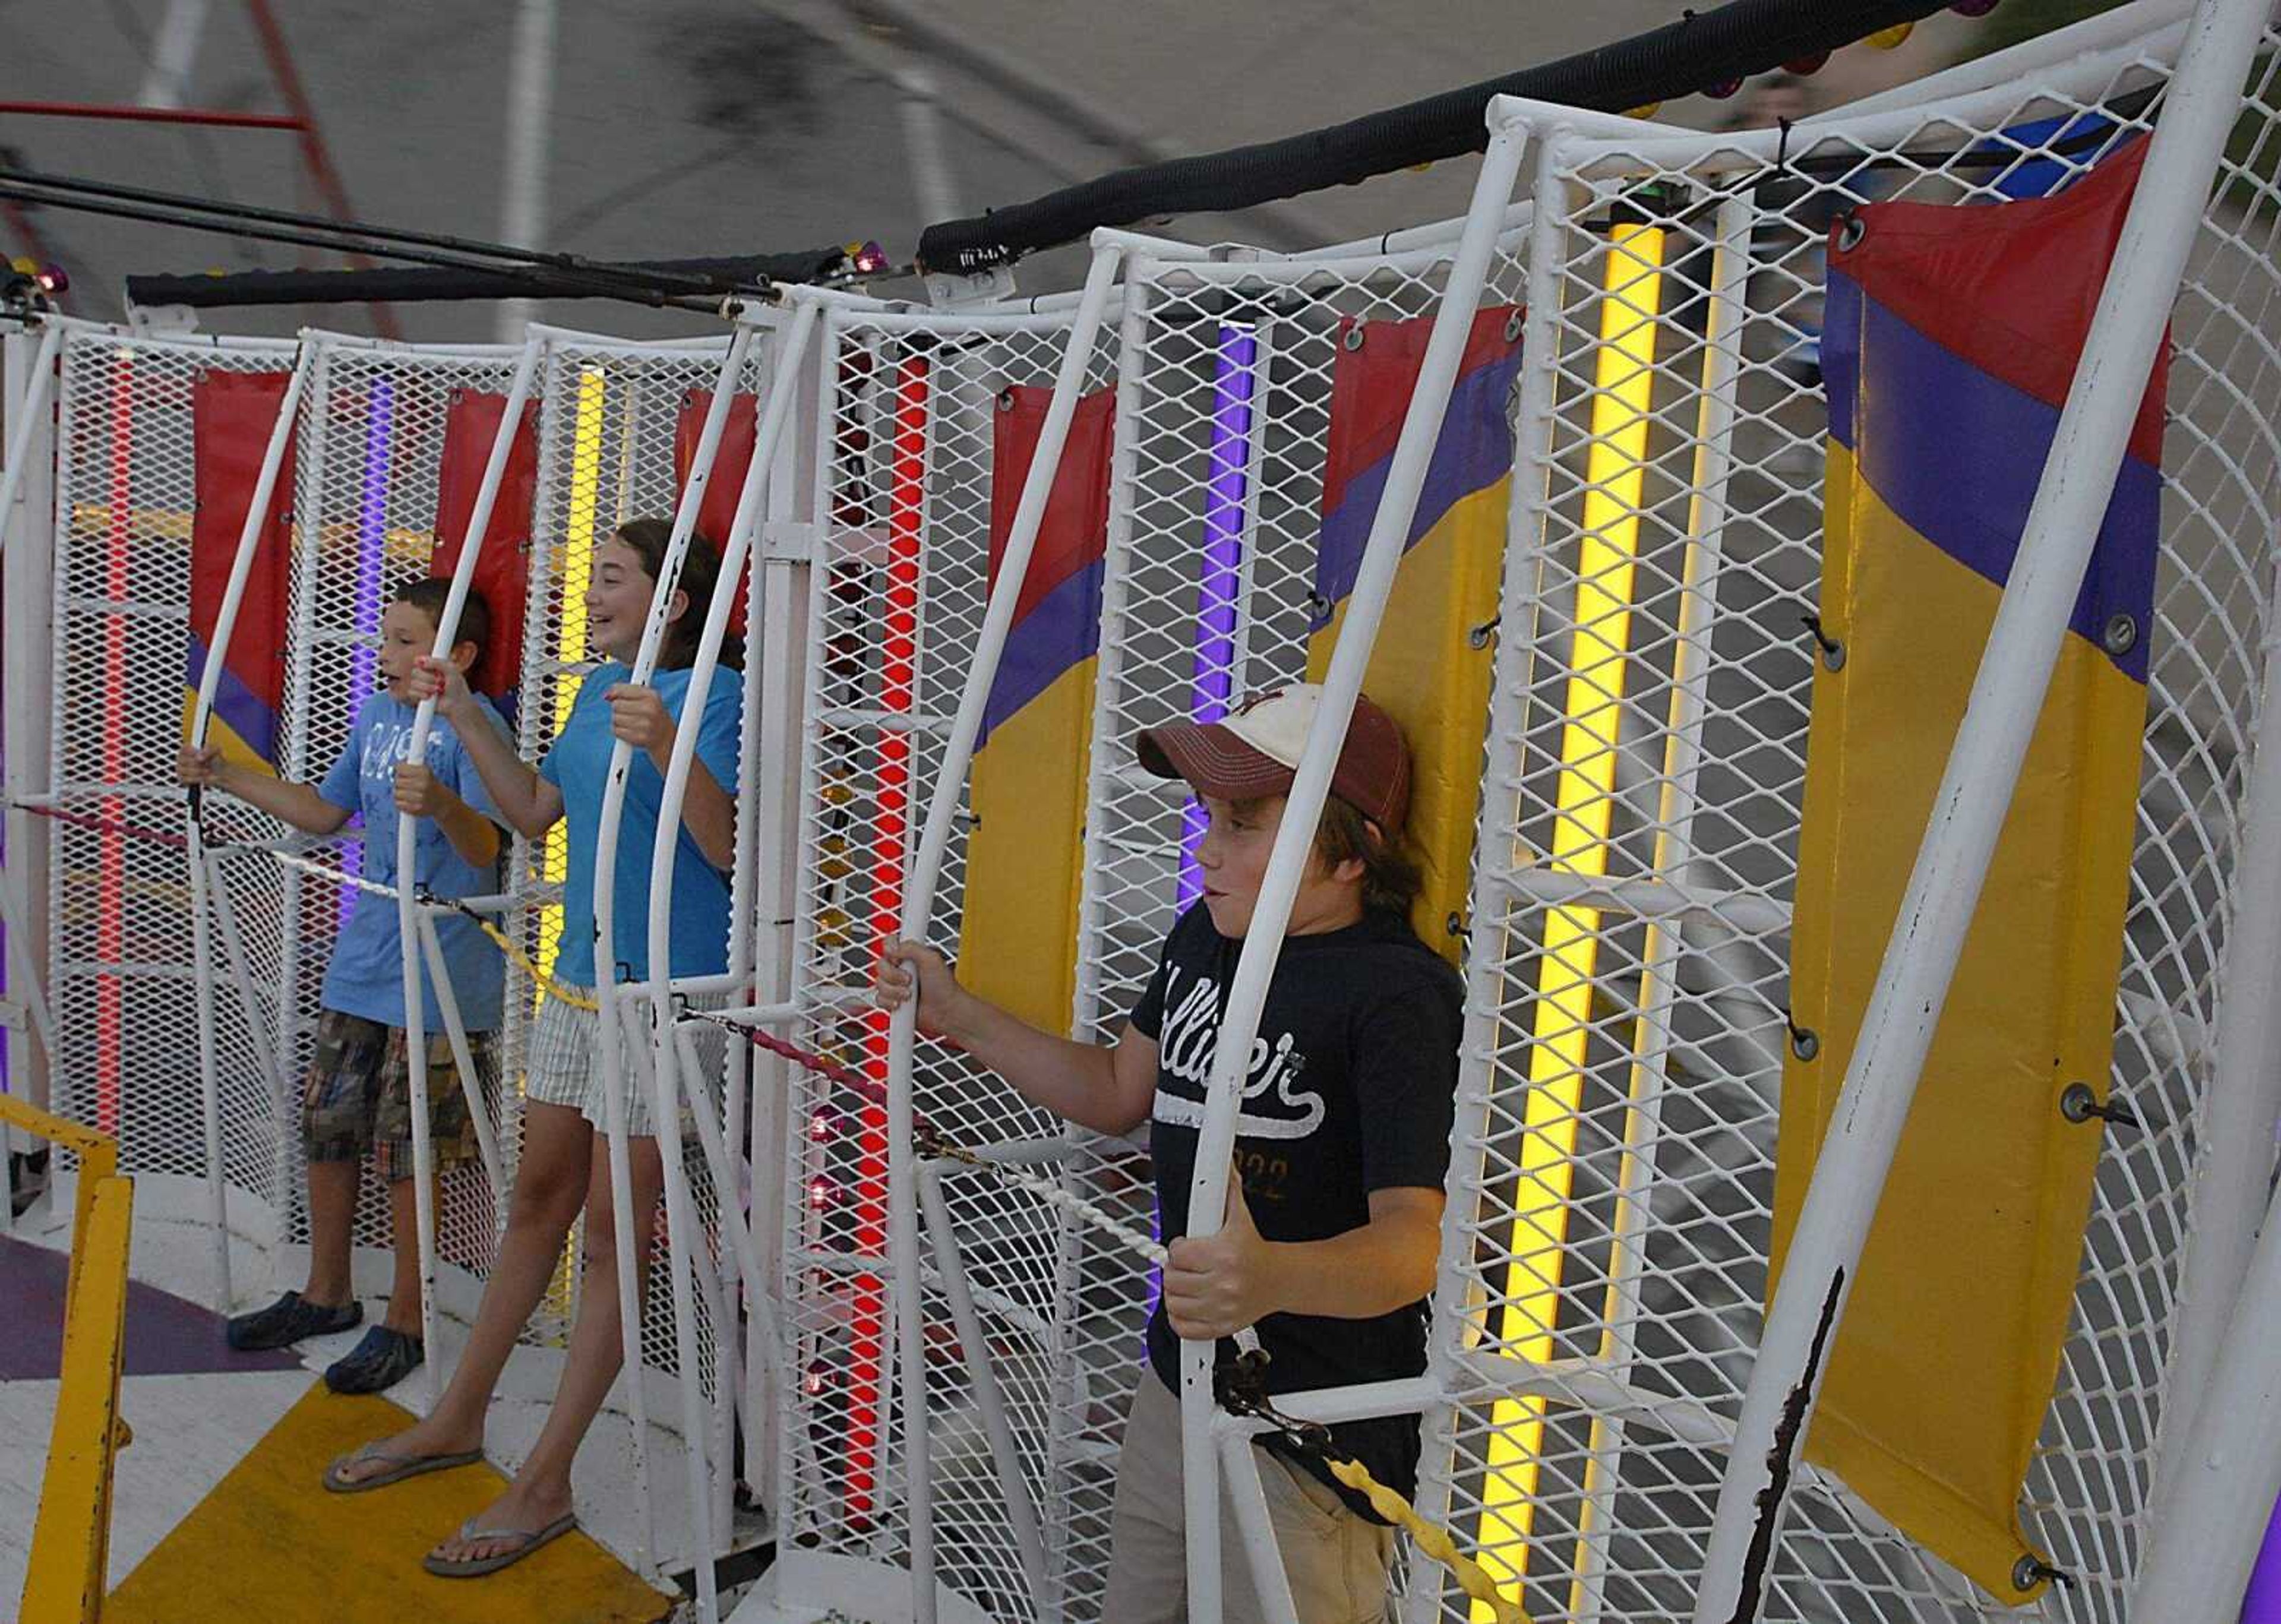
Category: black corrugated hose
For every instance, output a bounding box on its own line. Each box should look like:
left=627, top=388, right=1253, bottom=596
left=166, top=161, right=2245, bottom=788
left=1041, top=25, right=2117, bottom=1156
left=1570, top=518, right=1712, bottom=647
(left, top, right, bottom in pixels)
left=915, top=0, right=1957, bottom=273
left=124, top=251, right=851, bottom=311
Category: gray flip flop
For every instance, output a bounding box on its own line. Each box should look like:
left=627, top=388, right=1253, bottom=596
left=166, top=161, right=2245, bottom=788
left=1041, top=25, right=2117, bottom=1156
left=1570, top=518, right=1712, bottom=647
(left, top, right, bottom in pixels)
left=321, top=1441, right=484, bottom=1494
left=422, top=1512, right=578, bottom=1578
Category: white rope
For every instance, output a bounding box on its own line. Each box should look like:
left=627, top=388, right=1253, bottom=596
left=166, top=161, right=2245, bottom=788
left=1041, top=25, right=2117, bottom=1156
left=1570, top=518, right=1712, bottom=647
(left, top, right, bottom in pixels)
left=931, top=1142, right=1167, bottom=1266
left=264, top=845, right=401, bottom=900
left=937, top=1149, right=1259, bottom=1358
left=258, top=845, right=597, bottom=1010
left=676, top=1005, right=1262, bottom=1353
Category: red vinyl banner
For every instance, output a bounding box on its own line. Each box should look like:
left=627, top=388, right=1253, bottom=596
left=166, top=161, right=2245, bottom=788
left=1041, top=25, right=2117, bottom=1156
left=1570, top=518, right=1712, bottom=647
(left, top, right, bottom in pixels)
left=673, top=389, right=757, bottom=637
left=188, top=368, right=298, bottom=767
left=430, top=387, right=541, bottom=706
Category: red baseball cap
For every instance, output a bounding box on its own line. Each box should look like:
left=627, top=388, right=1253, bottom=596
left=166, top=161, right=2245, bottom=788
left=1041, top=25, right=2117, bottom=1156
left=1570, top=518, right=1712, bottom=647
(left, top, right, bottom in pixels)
left=1136, top=684, right=1411, bottom=833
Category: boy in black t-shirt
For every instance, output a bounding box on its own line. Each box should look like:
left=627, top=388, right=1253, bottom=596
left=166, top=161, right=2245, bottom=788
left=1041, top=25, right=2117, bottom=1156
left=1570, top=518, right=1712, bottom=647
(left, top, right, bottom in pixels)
left=878, top=683, right=1462, bottom=1624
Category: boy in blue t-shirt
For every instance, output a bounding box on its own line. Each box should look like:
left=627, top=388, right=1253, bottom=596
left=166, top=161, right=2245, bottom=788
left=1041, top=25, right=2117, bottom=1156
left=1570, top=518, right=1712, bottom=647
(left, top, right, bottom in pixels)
left=179, top=579, right=511, bottom=1394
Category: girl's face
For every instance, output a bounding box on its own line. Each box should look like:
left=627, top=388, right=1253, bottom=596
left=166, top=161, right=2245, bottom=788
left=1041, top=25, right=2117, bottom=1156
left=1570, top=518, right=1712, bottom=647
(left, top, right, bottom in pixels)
left=583, top=538, right=682, bottom=663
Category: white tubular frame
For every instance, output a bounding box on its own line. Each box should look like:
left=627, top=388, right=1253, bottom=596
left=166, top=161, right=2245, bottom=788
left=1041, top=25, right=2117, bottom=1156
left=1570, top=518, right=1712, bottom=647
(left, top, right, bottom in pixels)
left=184, top=340, right=313, bottom=1310
left=880, top=241, right=1127, bottom=1624
left=1397, top=124, right=1572, bottom=1624
left=0, top=320, right=62, bottom=564
left=587, top=320, right=756, bottom=1578
left=1220, top=1432, right=1301, bottom=1622
left=917, top=1159, right=1049, bottom=1597
left=392, top=334, right=543, bottom=1407
left=1566, top=185, right=1759, bottom=1624
left=643, top=296, right=815, bottom=1624
left=415, top=910, right=508, bottom=1199
left=1173, top=121, right=1533, bottom=1624
left=0, top=321, right=60, bottom=1107
left=1690, top=0, right=2277, bottom=1613
left=744, top=310, right=823, bottom=1530
left=2134, top=317, right=2281, bottom=1606
left=2131, top=1078, right=2281, bottom=1616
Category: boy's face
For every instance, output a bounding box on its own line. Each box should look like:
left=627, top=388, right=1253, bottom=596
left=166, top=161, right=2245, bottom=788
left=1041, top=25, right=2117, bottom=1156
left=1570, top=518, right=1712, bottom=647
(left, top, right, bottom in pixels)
left=377, top=600, right=475, bottom=699
left=1192, top=793, right=1364, bottom=939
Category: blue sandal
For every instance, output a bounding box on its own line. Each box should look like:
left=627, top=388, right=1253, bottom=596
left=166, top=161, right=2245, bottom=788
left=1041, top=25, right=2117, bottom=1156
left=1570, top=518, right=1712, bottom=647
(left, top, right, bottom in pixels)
left=324, top=1325, right=424, bottom=1394
left=226, top=1290, right=362, bottom=1352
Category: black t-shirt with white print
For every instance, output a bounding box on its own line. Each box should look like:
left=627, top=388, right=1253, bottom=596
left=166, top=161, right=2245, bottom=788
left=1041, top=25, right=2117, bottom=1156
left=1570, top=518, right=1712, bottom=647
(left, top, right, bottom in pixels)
left=1128, top=901, right=1462, bottom=1518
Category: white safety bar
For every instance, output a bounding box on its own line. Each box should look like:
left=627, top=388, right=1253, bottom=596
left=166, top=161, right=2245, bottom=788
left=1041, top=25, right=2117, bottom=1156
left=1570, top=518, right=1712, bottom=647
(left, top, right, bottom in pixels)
left=587, top=318, right=757, bottom=1582
left=642, top=295, right=817, bottom=1623
left=393, top=334, right=544, bottom=1405
left=184, top=340, right=313, bottom=1311
left=1162, top=113, right=1534, bottom=1623
left=874, top=241, right=1129, bottom=1624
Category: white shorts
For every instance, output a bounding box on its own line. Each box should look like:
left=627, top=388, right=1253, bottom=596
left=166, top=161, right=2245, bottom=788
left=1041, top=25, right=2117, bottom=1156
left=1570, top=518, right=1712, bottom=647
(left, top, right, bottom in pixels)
left=524, top=986, right=731, bottom=1139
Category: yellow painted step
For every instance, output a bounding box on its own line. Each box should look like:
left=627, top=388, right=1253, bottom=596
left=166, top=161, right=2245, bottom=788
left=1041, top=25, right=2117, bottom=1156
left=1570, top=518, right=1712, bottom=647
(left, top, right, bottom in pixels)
left=106, top=1385, right=675, bottom=1624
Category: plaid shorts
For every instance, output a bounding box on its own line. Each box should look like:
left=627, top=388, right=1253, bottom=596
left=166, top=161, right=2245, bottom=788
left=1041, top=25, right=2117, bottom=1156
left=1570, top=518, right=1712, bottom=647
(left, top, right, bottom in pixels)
left=301, top=1007, right=490, bottom=1181
left=525, top=987, right=728, bottom=1139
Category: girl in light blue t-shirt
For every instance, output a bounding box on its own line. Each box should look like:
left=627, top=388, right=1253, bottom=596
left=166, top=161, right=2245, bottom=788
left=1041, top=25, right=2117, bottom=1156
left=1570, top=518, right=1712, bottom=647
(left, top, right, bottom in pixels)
left=324, top=520, right=743, bottom=1581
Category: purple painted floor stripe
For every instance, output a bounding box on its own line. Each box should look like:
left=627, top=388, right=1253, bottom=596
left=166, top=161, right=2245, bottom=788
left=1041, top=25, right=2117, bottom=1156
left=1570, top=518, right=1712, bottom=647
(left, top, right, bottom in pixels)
left=0, top=1236, right=303, bottom=1380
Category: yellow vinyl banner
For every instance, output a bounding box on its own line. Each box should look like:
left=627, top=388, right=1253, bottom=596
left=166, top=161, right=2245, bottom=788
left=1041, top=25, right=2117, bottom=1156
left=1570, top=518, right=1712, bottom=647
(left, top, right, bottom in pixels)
left=1305, top=305, right=1524, bottom=966
left=1780, top=143, right=2167, bottom=1600
left=958, top=386, right=1116, bottom=1035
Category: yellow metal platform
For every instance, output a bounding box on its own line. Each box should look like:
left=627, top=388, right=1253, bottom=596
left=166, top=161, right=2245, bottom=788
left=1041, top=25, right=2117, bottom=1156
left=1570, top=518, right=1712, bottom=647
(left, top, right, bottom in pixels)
left=105, top=1385, right=675, bottom=1624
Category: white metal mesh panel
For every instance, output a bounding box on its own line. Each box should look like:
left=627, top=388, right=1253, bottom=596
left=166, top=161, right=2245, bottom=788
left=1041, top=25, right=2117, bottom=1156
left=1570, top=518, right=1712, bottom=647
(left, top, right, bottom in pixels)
left=772, top=307, right=1115, bottom=1621
left=20, top=17, right=2280, bottom=1624
left=1415, top=24, right=2281, bottom=1624
left=1053, top=239, right=1533, bottom=1623
left=520, top=326, right=775, bottom=1406
left=279, top=333, right=527, bottom=1308
left=754, top=21, right=2281, bottom=1624
left=46, top=325, right=299, bottom=1231
left=39, top=321, right=779, bottom=1467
